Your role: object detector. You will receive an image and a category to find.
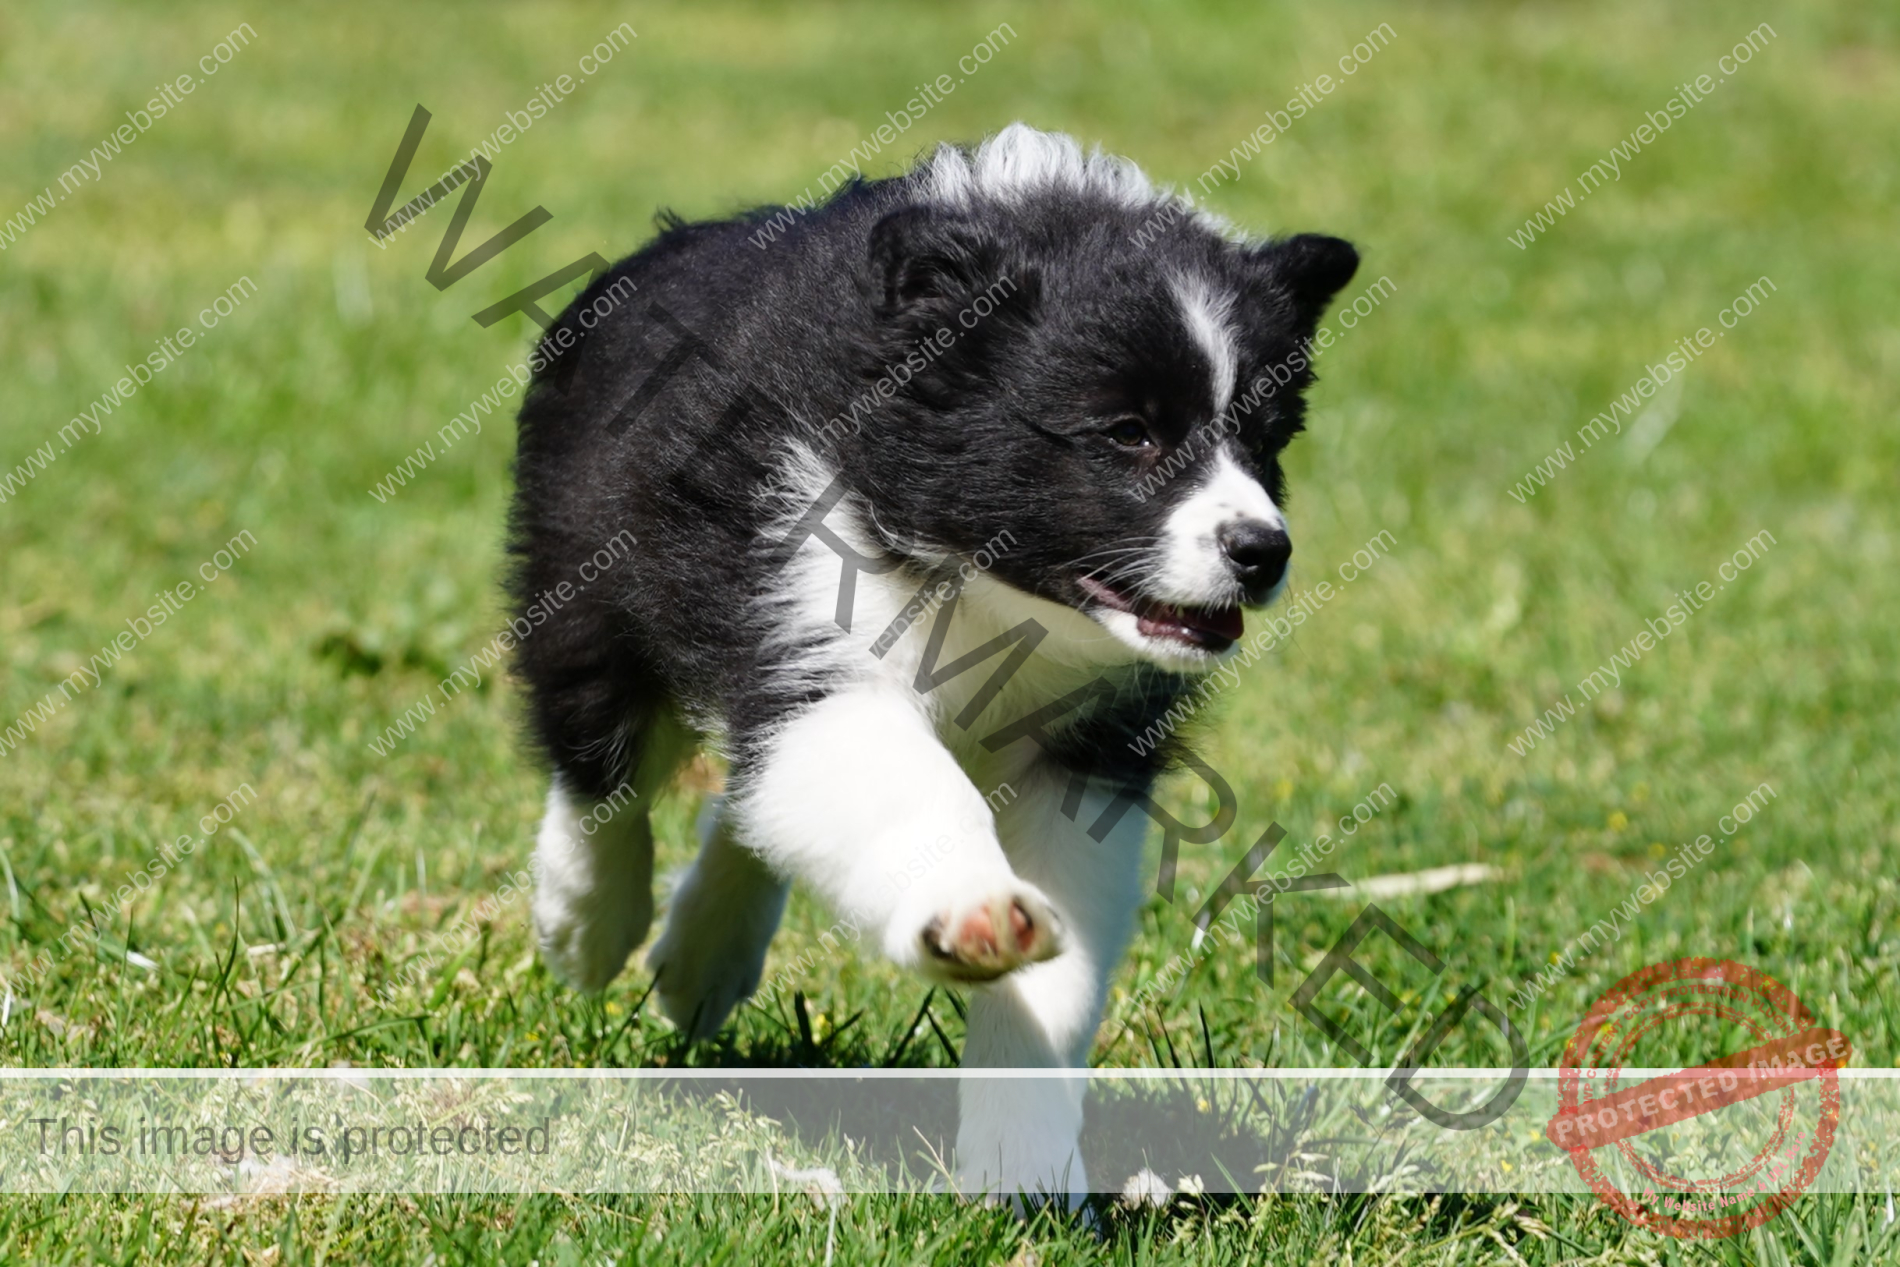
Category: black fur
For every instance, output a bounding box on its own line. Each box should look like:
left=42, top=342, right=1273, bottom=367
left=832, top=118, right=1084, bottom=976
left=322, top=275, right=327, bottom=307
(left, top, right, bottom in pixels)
left=507, top=135, right=1357, bottom=801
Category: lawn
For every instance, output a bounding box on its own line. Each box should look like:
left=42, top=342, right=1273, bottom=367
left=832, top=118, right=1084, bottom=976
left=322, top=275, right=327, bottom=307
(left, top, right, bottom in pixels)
left=2, top=0, right=1897, bottom=1260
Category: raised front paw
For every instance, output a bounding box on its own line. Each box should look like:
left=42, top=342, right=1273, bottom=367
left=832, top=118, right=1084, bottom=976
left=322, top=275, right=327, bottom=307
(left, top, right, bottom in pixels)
left=921, top=885, right=1063, bottom=982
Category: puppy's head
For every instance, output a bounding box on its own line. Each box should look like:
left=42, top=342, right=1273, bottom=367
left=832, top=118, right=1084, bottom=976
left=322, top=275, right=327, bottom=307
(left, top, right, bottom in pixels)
left=857, top=125, right=1358, bottom=673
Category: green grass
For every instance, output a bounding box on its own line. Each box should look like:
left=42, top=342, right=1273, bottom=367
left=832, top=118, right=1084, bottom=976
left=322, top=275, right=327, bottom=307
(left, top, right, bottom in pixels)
left=3, top=0, right=1899, bottom=1260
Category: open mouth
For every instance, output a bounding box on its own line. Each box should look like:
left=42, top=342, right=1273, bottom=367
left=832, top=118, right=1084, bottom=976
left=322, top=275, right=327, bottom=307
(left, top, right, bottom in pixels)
left=1076, top=576, right=1243, bottom=653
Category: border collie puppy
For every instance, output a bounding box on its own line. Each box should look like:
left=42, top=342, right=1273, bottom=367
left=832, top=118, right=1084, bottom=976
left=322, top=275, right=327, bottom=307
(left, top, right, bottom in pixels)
left=509, top=123, right=1357, bottom=1201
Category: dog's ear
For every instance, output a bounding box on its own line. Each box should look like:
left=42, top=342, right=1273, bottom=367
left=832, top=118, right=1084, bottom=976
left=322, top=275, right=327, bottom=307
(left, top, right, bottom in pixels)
left=868, top=206, right=1005, bottom=315
left=1250, top=234, right=1359, bottom=334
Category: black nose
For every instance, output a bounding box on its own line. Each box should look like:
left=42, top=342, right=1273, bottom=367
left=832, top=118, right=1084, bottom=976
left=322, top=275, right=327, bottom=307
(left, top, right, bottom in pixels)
left=1219, top=521, right=1291, bottom=595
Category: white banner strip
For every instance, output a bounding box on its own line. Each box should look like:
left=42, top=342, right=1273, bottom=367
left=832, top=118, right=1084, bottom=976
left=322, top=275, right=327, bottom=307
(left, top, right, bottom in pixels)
left=0, top=1069, right=1893, bottom=1195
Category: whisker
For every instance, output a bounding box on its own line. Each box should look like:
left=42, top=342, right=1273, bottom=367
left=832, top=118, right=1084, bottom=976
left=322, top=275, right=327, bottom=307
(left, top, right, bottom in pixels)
left=1062, top=540, right=1163, bottom=572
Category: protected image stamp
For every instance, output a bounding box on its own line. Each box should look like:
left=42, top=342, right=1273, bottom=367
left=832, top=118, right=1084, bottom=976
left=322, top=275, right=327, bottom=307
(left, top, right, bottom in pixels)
left=1546, top=958, right=1851, bottom=1238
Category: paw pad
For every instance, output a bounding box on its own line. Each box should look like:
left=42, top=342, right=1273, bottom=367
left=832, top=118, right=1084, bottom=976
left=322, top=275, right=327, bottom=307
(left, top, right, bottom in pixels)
left=921, top=889, right=1061, bottom=981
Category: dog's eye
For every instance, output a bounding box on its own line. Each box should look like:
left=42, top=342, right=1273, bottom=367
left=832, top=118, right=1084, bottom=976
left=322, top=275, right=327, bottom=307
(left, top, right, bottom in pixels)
left=1103, top=418, right=1154, bottom=450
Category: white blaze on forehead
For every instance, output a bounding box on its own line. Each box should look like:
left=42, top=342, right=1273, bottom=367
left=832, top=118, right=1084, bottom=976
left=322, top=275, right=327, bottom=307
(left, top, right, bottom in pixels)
left=1170, top=277, right=1239, bottom=417
left=1152, top=448, right=1283, bottom=604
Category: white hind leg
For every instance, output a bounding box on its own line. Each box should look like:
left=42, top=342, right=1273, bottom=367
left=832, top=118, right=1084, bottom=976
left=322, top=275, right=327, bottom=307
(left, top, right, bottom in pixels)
left=532, top=714, right=696, bottom=991
left=531, top=774, right=654, bottom=991
left=647, top=797, right=791, bottom=1039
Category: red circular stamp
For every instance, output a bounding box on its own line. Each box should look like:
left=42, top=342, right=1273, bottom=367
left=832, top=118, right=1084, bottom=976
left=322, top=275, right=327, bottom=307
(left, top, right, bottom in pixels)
left=1545, top=958, right=1850, bottom=1239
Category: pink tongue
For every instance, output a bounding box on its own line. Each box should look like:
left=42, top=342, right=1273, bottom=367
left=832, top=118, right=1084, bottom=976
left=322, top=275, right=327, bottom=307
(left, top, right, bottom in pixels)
left=1138, top=603, right=1243, bottom=644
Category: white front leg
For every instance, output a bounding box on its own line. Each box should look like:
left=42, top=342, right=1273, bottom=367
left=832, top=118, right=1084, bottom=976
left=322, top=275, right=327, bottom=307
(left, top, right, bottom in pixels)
left=955, top=767, right=1152, bottom=1205
left=646, top=797, right=791, bottom=1039
left=737, top=682, right=1064, bottom=982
